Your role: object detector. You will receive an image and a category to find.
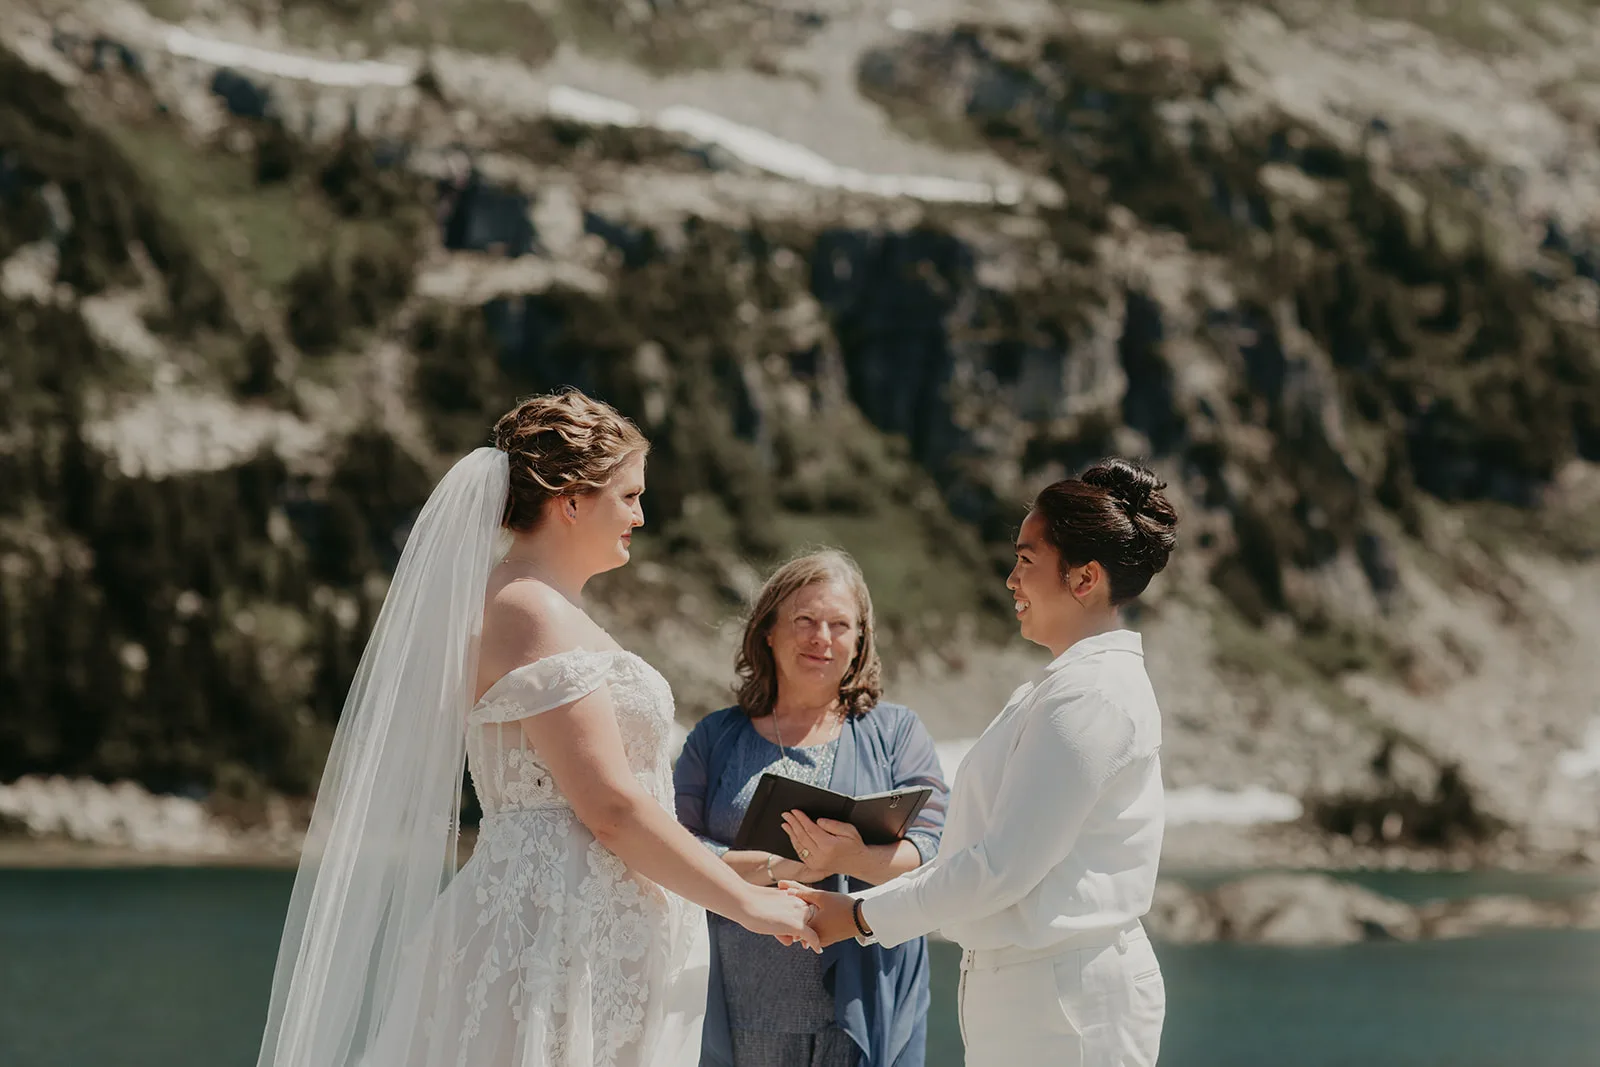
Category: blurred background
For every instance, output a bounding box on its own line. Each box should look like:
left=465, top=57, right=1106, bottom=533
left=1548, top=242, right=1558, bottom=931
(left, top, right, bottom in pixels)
left=3, top=0, right=1600, bottom=1063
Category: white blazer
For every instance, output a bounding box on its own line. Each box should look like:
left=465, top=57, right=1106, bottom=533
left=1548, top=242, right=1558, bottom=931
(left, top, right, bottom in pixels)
left=858, top=628, right=1164, bottom=954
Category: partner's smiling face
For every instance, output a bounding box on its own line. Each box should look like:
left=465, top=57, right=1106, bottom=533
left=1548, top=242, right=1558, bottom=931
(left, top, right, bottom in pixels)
left=768, top=580, right=860, bottom=701
left=1007, top=510, right=1076, bottom=650
left=574, top=452, right=646, bottom=572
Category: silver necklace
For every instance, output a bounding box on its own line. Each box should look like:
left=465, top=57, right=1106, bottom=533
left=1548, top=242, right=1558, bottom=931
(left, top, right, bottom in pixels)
left=771, top=707, right=842, bottom=776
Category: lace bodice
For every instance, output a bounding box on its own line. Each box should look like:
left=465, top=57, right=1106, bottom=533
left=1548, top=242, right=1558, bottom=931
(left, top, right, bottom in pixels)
left=466, top=649, right=678, bottom=816
left=364, top=646, right=707, bottom=1067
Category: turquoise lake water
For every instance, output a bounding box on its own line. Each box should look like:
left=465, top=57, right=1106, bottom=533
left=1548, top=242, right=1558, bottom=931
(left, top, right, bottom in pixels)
left=3, top=867, right=1599, bottom=1067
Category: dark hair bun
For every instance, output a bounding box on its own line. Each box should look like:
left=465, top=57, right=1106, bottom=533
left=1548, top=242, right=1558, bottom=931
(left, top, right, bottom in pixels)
left=1031, top=458, right=1179, bottom=604
left=1081, top=459, right=1178, bottom=569
left=1082, top=458, right=1161, bottom=516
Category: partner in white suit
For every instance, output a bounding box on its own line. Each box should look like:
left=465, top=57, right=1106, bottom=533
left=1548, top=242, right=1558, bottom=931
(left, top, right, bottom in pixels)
left=784, top=458, right=1178, bottom=1066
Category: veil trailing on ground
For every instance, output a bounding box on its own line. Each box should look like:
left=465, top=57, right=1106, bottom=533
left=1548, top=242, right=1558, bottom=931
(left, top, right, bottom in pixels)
left=256, top=447, right=510, bottom=1067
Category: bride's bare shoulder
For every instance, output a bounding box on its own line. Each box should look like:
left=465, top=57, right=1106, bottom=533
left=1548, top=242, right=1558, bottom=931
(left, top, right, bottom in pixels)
left=485, top=577, right=577, bottom=642
left=482, top=575, right=614, bottom=668
left=477, top=583, right=597, bottom=699
left=487, top=574, right=564, bottom=620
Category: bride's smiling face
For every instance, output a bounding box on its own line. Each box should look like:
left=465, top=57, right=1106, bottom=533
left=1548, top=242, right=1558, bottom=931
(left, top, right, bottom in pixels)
left=567, top=452, right=647, bottom=573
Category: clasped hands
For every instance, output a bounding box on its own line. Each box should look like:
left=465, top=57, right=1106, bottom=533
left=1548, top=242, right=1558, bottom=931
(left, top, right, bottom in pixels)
left=773, top=810, right=867, bottom=951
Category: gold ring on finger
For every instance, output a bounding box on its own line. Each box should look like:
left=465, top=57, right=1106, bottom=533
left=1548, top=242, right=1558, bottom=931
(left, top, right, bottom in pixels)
left=800, top=849, right=811, bottom=860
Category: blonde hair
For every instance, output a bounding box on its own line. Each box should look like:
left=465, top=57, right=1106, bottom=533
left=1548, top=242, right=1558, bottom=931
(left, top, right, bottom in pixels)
left=491, top=388, right=649, bottom=531
left=734, top=550, right=883, bottom=720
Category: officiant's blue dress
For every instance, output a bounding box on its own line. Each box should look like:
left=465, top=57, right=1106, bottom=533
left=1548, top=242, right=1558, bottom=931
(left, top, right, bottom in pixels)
left=675, top=704, right=948, bottom=1067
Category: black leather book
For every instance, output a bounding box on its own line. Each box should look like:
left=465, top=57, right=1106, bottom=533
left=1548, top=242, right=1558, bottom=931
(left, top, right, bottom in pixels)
left=733, top=773, right=933, bottom=862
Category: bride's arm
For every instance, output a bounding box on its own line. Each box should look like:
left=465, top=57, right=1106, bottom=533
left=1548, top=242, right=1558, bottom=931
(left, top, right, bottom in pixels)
left=481, top=590, right=816, bottom=945
left=524, top=696, right=814, bottom=934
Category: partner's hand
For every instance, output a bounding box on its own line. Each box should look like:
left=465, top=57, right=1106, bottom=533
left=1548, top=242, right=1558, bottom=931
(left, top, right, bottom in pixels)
left=738, top=886, right=821, bottom=952
left=782, top=810, right=865, bottom=879
left=779, top=882, right=859, bottom=948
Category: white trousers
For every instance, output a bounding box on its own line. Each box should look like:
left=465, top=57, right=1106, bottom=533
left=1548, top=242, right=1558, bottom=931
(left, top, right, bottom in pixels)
left=956, top=923, right=1165, bottom=1066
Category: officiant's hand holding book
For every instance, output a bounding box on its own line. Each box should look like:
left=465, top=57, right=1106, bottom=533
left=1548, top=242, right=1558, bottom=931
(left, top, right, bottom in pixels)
left=779, top=809, right=866, bottom=879
left=733, top=773, right=933, bottom=879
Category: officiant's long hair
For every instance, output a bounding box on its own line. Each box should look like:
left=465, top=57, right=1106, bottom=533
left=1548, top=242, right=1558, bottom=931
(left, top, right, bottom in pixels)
left=734, top=549, right=882, bottom=720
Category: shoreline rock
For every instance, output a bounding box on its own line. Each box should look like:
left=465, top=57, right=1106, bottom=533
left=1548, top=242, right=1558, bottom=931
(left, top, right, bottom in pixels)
left=0, top=775, right=302, bottom=864
left=1147, top=872, right=1600, bottom=946
left=5, top=777, right=1599, bottom=948
left=1150, top=873, right=1421, bottom=945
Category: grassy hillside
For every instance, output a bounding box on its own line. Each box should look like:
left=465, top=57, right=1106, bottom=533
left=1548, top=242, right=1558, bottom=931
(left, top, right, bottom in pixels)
left=3, top=1, right=1599, bottom=853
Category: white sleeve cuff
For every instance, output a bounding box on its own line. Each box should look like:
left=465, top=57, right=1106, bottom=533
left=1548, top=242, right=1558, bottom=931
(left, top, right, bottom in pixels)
left=855, top=887, right=923, bottom=950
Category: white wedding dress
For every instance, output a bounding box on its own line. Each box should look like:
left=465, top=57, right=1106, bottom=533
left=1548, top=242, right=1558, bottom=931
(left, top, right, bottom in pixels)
left=360, top=648, right=710, bottom=1067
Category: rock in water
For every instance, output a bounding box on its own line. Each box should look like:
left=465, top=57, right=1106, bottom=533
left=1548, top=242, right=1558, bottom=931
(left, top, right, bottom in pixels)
left=1420, top=894, right=1581, bottom=940
left=1211, top=873, right=1421, bottom=945
left=1144, top=879, right=1221, bottom=943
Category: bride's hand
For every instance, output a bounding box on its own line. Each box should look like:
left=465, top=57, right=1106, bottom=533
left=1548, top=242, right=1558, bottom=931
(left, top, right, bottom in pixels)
left=779, top=883, right=859, bottom=949
left=736, top=886, right=820, bottom=952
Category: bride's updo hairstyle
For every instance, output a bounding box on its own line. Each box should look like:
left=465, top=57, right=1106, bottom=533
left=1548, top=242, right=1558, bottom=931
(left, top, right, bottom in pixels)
left=1031, top=458, right=1178, bottom=605
left=491, top=388, right=649, bottom=531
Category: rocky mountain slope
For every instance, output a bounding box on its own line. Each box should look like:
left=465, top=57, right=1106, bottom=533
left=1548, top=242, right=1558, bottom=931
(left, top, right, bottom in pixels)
left=2, top=0, right=1599, bottom=866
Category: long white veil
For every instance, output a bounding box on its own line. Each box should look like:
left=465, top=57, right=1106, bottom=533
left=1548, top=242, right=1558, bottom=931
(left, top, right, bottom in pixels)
left=256, top=446, right=510, bottom=1067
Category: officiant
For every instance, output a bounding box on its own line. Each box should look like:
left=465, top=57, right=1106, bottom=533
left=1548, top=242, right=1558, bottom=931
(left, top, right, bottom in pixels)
left=675, top=550, right=949, bottom=1067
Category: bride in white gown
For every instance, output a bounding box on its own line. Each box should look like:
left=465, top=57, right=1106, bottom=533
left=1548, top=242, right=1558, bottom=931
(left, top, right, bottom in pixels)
left=255, top=389, right=818, bottom=1067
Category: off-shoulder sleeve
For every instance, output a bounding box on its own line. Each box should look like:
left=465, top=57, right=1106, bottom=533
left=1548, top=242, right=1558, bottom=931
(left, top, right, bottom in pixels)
left=468, top=650, right=616, bottom=725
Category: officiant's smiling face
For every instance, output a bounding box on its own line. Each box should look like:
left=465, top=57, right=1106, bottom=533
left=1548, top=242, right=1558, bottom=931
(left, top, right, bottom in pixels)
left=767, top=581, right=861, bottom=698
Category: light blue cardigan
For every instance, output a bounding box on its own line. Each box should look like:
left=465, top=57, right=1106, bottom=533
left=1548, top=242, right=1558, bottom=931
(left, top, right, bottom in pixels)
left=674, top=703, right=949, bottom=1067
